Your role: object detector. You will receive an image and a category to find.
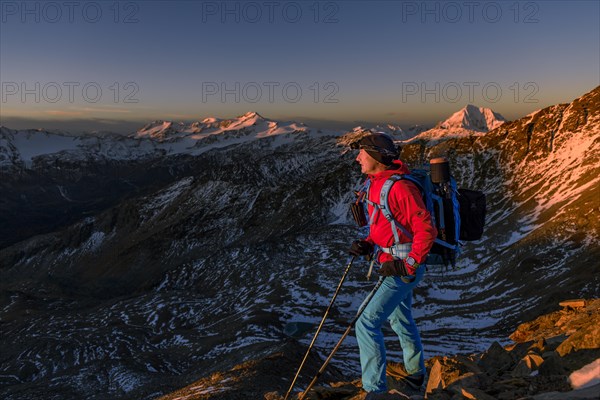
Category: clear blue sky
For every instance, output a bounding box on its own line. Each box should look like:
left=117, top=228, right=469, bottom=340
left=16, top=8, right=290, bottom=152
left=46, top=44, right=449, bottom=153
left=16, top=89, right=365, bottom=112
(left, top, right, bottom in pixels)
left=1, top=0, right=599, bottom=133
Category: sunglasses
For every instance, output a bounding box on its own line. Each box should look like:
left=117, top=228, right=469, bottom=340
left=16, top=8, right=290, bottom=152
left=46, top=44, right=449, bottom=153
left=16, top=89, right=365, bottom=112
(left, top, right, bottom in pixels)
left=350, top=142, right=398, bottom=157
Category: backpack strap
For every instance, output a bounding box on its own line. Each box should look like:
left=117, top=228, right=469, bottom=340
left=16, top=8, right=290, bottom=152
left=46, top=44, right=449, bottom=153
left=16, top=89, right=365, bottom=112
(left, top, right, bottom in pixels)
left=360, top=179, right=380, bottom=226
left=380, top=175, right=459, bottom=251
left=379, top=175, right=408, bottom=245
left=431, top=193, right=445, bottom=230
left=449, top=177, right=461, bottom=245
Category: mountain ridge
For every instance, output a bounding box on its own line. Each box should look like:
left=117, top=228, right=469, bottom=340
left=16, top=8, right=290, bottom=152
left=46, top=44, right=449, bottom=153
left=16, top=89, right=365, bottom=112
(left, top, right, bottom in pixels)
left=0, top=86, right=598, bottom=400
left=0, top=104, right=509, bottom=174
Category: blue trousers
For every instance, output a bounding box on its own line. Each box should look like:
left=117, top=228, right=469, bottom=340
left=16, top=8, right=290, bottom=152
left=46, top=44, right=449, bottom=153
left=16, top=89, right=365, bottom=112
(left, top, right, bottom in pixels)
left=355, top=267, right=426, bottom=393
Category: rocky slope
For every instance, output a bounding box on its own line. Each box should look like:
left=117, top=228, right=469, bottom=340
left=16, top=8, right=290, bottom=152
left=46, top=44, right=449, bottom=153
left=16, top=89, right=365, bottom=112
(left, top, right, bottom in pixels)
left=154, top=299, right=600, bottom=400
left=0, top=87, right=598, bottom=400
left=399, top=85, right=600, bottom=332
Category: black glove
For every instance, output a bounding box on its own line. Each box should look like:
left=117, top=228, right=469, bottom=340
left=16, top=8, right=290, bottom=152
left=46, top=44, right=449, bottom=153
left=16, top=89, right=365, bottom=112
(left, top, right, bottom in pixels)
left=349, top=240, right=373, bottom=256
left=378, top=260, right=410, bottom=277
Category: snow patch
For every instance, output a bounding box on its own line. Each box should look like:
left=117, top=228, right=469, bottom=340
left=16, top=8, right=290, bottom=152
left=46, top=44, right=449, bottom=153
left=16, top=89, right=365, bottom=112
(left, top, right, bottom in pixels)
left=141, top=177, right=194, bottom=222
left=82, top=231, right=106, bottom=252
left=569, top=358, right=600, bottom=390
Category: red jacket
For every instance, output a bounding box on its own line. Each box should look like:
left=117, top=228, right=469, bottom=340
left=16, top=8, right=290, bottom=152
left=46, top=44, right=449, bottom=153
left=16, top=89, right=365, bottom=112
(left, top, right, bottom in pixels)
left=365, top=160, right=437, bottom=264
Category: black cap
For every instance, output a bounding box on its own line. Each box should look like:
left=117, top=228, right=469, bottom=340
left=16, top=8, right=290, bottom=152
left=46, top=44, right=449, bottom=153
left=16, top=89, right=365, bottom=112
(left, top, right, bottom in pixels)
left=351, top=133, right=399, bottom=165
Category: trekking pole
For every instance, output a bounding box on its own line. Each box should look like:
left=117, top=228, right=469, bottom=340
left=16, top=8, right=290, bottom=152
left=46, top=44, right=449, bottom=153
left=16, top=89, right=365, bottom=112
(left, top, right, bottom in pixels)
left=283, top=256, right=356, bottom=400
left=298, top=277, right=385, bottom=400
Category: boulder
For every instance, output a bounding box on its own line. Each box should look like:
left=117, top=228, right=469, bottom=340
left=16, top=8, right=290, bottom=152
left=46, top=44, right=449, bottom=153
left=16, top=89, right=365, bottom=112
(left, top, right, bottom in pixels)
left=538, top=353, right=567, bottom=376
left=478, top=342, right=514, bottom=374
left=511, top=353, right=545, bottom=377
left=506, top=340, right=535, bottom=360
left=529, top=338, right=548, bottom=355
left=555, top=322, right=600, bottom=357
left=426, top=360, right=445, bottom=393
left=544, top=335, right=568, bottom=352
left=558, top=299, right=586, bottom=309
left=445, top=372, right=482, bottom=394
left=426, top=356, right=484, bottom=395
left=510, top=314, right=561, bottom=343
left=509, top=300, right=600, bottom=349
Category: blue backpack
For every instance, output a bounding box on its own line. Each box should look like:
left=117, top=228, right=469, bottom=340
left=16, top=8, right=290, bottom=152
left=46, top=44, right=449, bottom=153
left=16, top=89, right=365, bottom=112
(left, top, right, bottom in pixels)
left=353, top=169, right=484, bottom=267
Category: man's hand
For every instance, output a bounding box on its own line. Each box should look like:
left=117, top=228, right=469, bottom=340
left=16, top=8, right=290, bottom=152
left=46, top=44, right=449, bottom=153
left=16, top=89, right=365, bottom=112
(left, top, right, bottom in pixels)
left=349, top=240, right=374, bottom=256
left=378, top=259, right=417, bottom=277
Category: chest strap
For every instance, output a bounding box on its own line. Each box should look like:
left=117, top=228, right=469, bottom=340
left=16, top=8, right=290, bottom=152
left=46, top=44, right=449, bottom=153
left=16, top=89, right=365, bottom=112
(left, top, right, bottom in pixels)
left=380, top=243, right=412, bottom=259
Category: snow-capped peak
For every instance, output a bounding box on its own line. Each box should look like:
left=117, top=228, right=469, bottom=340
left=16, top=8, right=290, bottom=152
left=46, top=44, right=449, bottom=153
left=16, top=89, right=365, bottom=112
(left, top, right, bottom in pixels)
left=239, top=111, right=264, bottom=121
left=404, top=104, right=506, bottom=145
left=133, top=112, right=270, bottom=140
left=438, top=104, right=506, bottom=132
left=136, top=120, right=176, bottom=138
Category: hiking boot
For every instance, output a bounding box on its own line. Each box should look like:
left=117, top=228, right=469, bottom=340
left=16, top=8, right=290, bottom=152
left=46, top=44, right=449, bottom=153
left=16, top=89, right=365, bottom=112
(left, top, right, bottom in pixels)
left=388, top=375, right=424, bottom=397
left=386, top=363, right=424, bottom=391
left=399, top=374, right=423, bottom=390
left=387, top=375, right=424, bottom=397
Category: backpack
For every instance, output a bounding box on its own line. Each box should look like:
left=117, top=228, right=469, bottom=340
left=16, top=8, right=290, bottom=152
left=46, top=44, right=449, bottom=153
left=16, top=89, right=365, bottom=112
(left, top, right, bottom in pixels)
left=353, top=167, right=486, bottom=267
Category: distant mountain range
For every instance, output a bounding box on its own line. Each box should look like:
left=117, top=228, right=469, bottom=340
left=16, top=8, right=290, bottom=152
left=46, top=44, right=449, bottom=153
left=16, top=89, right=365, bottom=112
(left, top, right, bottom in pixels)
left=0, top=107, right=502, bottom=175
left=133, top=111, right=314, bottom=141
left=0, top=111, right=323, bottom=172
left=1, top=87, right=598, bottom=400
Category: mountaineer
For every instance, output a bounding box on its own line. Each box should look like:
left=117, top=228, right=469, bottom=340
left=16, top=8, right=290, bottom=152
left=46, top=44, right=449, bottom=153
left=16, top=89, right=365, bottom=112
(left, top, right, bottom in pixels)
left=348, top=133, right=437, bottom=397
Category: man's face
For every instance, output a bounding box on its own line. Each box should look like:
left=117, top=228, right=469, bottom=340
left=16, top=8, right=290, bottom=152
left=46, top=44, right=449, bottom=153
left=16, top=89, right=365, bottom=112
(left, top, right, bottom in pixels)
left=356, top=149, right=383, bottom=175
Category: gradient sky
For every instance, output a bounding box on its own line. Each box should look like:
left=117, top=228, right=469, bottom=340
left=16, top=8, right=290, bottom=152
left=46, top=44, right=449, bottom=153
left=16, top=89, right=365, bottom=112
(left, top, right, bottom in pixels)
left=1, top=0, right=599, bottom=133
